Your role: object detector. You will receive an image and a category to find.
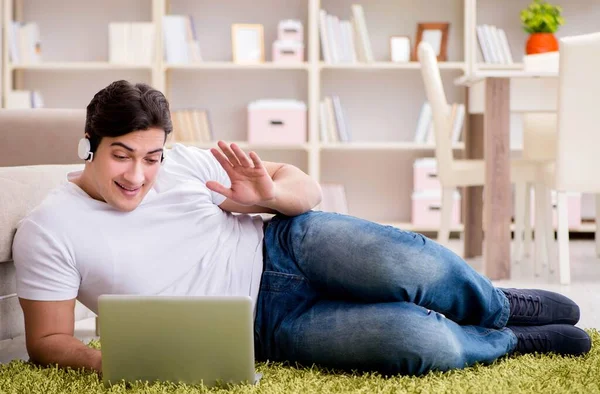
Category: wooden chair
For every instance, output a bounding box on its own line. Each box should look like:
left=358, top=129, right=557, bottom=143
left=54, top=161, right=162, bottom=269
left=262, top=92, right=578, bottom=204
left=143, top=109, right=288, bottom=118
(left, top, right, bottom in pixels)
left=417, top=42, right=538, bottom=247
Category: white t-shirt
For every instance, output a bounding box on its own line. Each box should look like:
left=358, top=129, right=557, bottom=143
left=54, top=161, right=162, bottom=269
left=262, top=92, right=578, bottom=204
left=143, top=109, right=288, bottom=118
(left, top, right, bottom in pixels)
left=12, top=144, right=265, bottom=314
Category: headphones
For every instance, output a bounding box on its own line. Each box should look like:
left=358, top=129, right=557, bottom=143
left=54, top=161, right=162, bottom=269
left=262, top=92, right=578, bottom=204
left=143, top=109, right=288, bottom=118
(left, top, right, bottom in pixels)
left=78, top=137, right=94, bottom=162
left=77, top=136, right=166, bottom=164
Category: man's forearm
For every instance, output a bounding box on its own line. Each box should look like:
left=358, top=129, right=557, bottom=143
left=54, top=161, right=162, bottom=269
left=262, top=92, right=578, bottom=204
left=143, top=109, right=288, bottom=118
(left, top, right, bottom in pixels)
left=29, top=334, right=102, bottom=374
left=260, top=164, right=322, bottom=216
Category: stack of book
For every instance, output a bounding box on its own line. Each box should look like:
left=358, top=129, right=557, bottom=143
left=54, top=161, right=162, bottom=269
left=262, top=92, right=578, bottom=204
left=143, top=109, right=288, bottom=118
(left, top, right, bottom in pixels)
left=163, top=15, right=202, bottom=64
left=319, top=95, right=351, bottom=143
left=109, top=23, right=156, bottom=65
left=414, top=102, right=465, bottom=144
left=319, top=4, right=374, bottom=64
left=476, top=24, right=513, bottom=65
left=170, top=109, right=213, bottom=143
left=8, top=21, right=41, bottom=64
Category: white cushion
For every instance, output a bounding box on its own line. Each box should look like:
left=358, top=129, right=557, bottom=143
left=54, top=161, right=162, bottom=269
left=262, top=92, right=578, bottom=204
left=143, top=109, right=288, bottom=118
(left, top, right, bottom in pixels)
left=555, top=33, right=600, bottom=192
left=0, top=164, right=83, bottom=263
left=522, top=113, right=557, bottom=162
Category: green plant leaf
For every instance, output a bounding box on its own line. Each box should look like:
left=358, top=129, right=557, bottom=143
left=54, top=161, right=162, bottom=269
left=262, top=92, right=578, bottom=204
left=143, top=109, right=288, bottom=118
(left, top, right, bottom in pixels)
left=521, top=0, right=565, bottom=33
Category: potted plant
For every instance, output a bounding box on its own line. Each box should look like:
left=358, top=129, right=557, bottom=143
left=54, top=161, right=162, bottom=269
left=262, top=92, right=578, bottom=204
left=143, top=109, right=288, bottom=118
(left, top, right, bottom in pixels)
left=520, top=0, right=565, bottom=54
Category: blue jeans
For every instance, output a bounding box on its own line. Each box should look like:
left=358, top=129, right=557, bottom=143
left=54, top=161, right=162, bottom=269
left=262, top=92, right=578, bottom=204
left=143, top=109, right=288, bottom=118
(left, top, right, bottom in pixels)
left=254, top=211, right=517, bottom=376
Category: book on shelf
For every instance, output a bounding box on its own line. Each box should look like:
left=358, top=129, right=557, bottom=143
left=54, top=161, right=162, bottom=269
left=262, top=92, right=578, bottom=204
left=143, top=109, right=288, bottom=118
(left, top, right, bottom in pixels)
left=319, top=95, right=351, bottom=143
left=109, top=22, right=155, bottom=65
left=5, top=90, right=44, bottom=109
left=476, top=24, right=513, bottom=65
left=414, top=101, right=464, bottom=144
left=319, top=4, right=373, bottom=64
left=171, top=109, right=213, bottom=143
left=317, top=184, right=349, bottom=214
left=414, top=102, right=432, bottom=143
left=8, top=21, right=41, bottom=64
left=351, top=4, right=374, bottom=63
left=163, top=15, right=202, bottom=64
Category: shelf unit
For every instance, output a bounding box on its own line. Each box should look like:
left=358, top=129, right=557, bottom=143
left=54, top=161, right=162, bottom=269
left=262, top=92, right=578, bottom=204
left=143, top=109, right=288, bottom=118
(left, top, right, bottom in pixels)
left=8, top=62, right=154, bottom=71
left=165, top=62, right=311, bottom=71
left=2, top=0, right=600, bottom=231
left=319, top=61, right=467, bottom=70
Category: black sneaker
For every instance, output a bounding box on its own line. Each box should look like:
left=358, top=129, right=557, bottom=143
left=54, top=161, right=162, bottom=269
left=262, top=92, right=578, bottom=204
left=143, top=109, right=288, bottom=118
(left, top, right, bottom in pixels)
left=500, top=288, right=580, bottom=326
left=508, top=324, right=591, bottom=356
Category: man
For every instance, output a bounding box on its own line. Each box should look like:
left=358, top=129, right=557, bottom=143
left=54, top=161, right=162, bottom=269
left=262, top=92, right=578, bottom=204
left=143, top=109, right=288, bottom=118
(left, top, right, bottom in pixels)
left=12, top=80, right=590, bottom=378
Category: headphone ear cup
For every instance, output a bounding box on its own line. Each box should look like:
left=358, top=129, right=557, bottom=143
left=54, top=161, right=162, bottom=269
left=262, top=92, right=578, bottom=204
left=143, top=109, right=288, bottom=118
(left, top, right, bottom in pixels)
left=78, top=138, right=92, bottom=161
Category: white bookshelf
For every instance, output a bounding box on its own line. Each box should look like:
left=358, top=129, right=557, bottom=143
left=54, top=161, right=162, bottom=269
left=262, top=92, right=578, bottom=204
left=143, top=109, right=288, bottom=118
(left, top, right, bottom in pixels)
left=319, top=61, right=467, bottom=70
left=476, top=63, right=524, bottom=70
left=165, top=62, right=311, bottom=71
left=2, top=0, right=600, bottom=231
left=9, top=62, right=154, bottom=71
left=319, top=142, right=466, bottom=151
left=172, top=141, right=312, bottom=152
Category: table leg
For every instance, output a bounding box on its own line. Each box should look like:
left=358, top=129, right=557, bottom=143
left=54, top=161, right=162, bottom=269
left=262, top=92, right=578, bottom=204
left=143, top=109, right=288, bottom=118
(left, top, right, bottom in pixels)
left=463, top=114, right=484, bottom=258
left=484, top=77, right=511, bottom=280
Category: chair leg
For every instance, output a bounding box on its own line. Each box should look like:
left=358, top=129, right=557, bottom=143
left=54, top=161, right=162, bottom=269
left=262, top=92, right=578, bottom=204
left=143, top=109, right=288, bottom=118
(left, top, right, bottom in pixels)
left=513, top=181, right=527, bottom=263
left=534, top=183, right=547, bottom=276
left=437, top=188, right=454, bottom=246
left=556, top=191, right=571, bottom=285
left=544, top=188, right=557, bottom=275
left=523, top=184, right=533, bottom=257
left=596, top=194, right=600, bottom=257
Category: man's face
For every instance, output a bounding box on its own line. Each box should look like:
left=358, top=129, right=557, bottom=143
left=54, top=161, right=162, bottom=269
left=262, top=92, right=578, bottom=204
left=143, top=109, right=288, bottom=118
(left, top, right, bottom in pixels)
left=85, top=128, right=165, bottom=212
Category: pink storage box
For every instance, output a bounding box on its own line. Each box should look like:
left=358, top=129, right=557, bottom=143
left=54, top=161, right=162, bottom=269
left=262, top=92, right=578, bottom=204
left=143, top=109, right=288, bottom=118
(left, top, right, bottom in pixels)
left=273, top=40, right=304, bottom=63
left=529, top=191, right=582, bottom=228
left=413, top=158, right=440, bottom=192
left=278, top=19, right=303, bottom=42
left=247, top=99, right=307, bottom=144
left=412, top=190, right=461, bottom=227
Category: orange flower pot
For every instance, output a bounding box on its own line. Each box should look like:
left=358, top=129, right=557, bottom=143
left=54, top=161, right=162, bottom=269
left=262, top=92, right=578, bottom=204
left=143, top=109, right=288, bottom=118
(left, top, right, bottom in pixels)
left=526, top=33, right=559, bottom=55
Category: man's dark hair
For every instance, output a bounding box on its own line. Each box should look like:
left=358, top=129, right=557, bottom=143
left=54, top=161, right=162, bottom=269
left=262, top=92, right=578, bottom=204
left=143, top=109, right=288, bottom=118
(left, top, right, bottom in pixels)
left=84, top=80, right=173, bottom=153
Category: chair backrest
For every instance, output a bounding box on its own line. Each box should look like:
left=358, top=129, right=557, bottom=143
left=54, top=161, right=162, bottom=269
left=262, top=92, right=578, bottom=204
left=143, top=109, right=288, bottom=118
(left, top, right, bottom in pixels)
left=555, top=32, right=600, bottom=193
left=417, top=42, right=454, bottom=183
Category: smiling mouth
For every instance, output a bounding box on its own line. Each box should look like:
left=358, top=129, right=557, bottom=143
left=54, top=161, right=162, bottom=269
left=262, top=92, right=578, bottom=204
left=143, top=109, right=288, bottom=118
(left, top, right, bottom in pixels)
left=114, top=181, right=142, bottom=192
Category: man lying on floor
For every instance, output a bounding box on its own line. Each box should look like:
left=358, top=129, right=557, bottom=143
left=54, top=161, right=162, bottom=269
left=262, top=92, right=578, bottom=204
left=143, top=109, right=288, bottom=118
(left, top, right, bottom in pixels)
left=12, top=80, right=591, bottom=377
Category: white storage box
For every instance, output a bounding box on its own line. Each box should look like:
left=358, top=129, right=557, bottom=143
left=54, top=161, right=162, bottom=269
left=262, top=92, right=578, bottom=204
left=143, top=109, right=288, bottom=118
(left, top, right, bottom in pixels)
left=413, top=158, right=440, bottom=192
left=273, top=40, right=304, bottom=63
left=412, top=190, right=461, bottom=227
left=277, top=19, right=303, bottom=42
left=247, top=99, right=307, bottom=145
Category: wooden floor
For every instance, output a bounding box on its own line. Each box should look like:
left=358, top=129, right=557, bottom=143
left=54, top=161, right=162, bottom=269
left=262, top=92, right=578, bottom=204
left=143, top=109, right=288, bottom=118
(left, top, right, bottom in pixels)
left=2, top=239, right=600, bottom=364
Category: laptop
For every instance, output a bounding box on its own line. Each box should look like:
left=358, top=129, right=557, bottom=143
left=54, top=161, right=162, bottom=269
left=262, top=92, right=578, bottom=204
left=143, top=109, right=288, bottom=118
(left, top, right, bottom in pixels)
left=98, top=295, right=260, bottom=388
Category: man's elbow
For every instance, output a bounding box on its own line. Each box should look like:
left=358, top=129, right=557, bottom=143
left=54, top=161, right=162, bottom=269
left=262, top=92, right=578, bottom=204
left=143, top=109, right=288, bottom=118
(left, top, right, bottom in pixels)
left=311, top=182, right=323, bottom=208
left=302, top=181, right=322, bottom=213
left=25, top=333, right=60, bottom=365
left=26, top=339, right=47, bottom=365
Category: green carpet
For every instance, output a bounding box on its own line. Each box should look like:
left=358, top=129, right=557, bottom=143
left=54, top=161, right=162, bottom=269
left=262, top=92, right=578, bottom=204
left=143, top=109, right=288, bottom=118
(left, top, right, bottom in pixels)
left=1, top=330, right=600, bottom=394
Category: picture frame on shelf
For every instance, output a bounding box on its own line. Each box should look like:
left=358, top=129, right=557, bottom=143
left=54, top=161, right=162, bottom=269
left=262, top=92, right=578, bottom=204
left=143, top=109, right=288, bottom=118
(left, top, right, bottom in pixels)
left=231, top=24, right=265, bottom=63
left=412, top=23, right=450, bottom=61
left=390, top=36, right=411, bottom=63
